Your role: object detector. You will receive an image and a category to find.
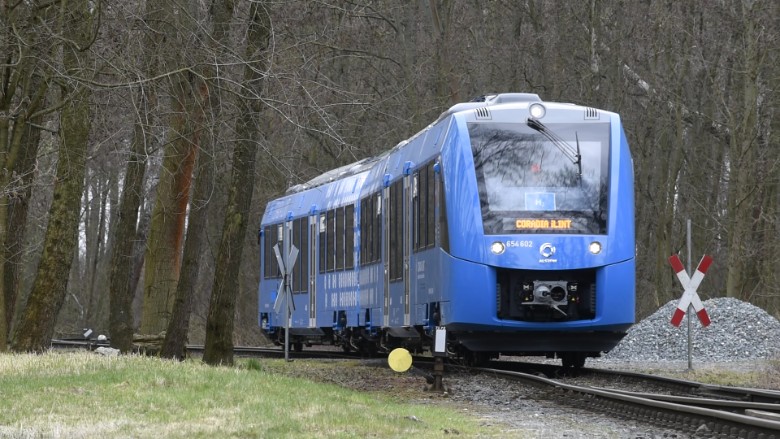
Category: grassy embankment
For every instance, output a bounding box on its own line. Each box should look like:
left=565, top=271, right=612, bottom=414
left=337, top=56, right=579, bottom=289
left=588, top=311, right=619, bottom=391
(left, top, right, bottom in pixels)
left=662, top=361, right=780, bottom=389
left=0, top=352, right=495, bottom=438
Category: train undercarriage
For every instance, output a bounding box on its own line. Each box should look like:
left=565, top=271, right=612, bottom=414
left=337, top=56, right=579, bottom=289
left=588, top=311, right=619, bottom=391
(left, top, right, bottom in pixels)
left=261, top=321, right=618, bottom=369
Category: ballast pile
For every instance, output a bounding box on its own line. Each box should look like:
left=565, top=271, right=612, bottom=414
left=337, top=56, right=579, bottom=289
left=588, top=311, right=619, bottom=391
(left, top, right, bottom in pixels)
left=603, top=297, right=780, bottom=362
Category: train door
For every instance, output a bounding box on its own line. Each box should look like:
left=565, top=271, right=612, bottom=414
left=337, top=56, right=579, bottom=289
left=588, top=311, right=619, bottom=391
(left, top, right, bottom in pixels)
left=279, top=221, right=291, bottom=327
left=383, top=186, right=390, bottom=327
left=403, top=173, right=411, bottom=326
left=309, top=214, right=317, bottom=327
left=386, top=178, right=405, bottom=326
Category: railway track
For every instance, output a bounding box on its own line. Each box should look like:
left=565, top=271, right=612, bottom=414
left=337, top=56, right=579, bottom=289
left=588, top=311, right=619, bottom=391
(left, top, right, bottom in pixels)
left=51, top=338, right=361, bottom=361
left=579, top=366, right=780, bottom=405
left=472, top=363, right=780, bottom=438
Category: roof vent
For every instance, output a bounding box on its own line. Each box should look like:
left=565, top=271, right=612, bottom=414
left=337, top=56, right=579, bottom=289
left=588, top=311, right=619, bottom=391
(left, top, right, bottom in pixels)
left=490, top=93, right=542, bottom=104
left=585, top=107, right=600, bottom=120
left=475, top=107, right=491, bottom=120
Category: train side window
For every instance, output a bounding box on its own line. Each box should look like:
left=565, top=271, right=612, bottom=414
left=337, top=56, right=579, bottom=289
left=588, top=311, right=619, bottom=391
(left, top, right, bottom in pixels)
left=359, top=197, right=368, bottom=265
left=292, top=218, right=301, bottom=291
left=389, top=182, right=397, bottom=278
left=413, top=173, right=420, bottom=252
left=395, top=181, right=403, bottom=277
left=319, top=214, right=326, bottom=274
left=438, top=163, right=450, bottom=252
left=360, top=195, right=380, bottom=265
left=412, top=160, right=436, bottom=253
left=419, top=164, right=428, bottom=250
left=345, top=204, right=354, bottom=269
left=373, top=193, right=382, bottom=264
left=326, top=209, right=335, bottom=272
left=389, top=180, right=403, bottom=281
left=263, top=224, right=281, bottom=279
left=262, top=225, right=271, bottom=278
left=291, top=217, right=308, bottom=293
left=300, top=218, right=309, bottom=292
left=426, top=161, right=436, bottom=248
left=335, top=207, right=345, bottom=270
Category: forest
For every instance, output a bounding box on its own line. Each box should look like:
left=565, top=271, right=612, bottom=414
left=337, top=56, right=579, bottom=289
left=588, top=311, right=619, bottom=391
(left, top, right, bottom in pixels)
left=1, top=0, right=777, bottom=362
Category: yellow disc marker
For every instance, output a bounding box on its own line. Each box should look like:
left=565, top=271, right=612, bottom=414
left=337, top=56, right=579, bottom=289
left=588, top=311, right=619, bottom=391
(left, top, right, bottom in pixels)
left=388, top=348, right=413, bottom=373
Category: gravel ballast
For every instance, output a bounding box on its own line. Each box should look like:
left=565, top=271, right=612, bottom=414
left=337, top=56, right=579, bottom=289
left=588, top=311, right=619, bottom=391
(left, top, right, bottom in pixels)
left=445, top=297, right=780, bottom=437
left=279, top=298, right=780, bottom=437
left=603, top=297, right=780, bottom=363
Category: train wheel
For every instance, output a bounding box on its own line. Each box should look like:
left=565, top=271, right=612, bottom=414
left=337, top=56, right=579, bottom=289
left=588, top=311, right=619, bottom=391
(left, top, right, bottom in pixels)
left=293, top=342, right=303, bottom=352
left=561, top=353, right=586, bottom=369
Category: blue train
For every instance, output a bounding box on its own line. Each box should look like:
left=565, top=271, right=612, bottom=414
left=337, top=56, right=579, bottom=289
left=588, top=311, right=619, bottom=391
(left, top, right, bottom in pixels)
left=258, top=93, right=635, bottom=367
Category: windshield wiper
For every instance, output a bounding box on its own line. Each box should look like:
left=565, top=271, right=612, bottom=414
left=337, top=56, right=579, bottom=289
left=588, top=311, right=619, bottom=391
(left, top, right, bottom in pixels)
left=526, top=118, right=582, bottom=176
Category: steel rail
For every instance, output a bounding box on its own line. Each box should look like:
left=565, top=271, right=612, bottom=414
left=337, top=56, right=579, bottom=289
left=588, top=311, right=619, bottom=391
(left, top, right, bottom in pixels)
left=476, top=366, right=780, bottom=436
left=581, top=366, right=780, bottom=404
left=589, top=386, right=780, bottom=414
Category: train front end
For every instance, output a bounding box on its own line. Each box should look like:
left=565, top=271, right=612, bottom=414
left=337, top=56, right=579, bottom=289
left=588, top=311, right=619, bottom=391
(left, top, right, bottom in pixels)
left=440, top=95, right=635, bottom=363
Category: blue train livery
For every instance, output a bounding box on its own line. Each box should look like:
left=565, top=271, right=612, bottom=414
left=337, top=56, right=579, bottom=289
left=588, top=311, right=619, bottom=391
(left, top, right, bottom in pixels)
left=258, top=93, right=635, bottom=367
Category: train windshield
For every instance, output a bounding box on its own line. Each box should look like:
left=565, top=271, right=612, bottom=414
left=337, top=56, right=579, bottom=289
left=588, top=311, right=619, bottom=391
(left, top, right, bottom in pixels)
left=468, top=121, right=609, bottom=234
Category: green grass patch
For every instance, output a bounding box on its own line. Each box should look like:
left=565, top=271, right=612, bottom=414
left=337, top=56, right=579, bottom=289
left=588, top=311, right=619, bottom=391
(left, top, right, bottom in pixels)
left=0, top=352, right=497, bottom=438
left=635, top=358, right=780, bottom=390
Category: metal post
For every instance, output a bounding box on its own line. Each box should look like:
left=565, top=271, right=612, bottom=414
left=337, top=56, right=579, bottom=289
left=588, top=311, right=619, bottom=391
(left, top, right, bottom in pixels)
left=284, top=279, right=290, bottom=362
left=273, top=224, right=298, bottom=363
left=432, top=357, right=444, bottom=391
left=686, top=219, right=693, bottom=370
left=431, top=326, right=447, bottom=392
left=284, top=223, right=291, bottom=362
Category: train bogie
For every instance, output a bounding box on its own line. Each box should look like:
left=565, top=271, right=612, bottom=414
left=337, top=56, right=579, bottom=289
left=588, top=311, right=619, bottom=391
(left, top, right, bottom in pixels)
left=258, top=93, right=635, bottom=367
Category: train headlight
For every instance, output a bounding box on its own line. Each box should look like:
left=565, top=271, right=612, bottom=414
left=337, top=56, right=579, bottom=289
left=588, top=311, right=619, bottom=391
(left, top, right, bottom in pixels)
left=490, top=241, right=506, bottom=255
left=529, top=103, right=546, bottom=119
left=588, top=241, right=602, bottom=255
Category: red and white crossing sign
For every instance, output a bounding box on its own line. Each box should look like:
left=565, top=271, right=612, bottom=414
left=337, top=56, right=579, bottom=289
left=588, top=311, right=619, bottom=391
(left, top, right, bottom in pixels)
left=668, top=254, right=712, bottom=327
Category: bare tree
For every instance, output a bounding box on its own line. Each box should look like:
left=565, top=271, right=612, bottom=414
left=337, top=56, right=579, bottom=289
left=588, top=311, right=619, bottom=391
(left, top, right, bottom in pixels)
left=138, top=0, right=202, bottom=337
left=0, top=2, right=57, bottom=349
left=161, top=0, right=236, bottom=359
left=12, top=0, right=95, bottom=351
left=203, top=1, right=271, bottom=366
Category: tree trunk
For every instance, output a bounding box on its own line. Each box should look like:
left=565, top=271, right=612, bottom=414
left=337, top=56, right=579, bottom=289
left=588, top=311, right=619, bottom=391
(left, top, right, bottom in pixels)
left=11, top=0, right=92, bottom=351
left=139, top=84, right=198, bottom=336
left=162, top=0, right=234, bottom=360
left=3, top=105, right=42, bottom=337
left=108, top=96, right=151, bottom=352
left=161, top=77, right=211, bottom=359
left=725, top=1, right=762, bottom=299
left=203, top=2, right=270, bottom=366
left=138, top=0, right=200, bottom=337
left=0, top=5, right=53, bottom=350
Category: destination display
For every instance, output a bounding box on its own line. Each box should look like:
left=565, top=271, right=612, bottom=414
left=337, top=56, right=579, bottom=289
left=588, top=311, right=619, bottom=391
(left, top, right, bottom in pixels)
left=515, top=218, right=573, bottom=230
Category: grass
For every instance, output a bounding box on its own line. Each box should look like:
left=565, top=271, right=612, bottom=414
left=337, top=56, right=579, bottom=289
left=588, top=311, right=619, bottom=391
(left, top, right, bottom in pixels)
left=628, top=358, right=780, bottom=390
left=4, top=352, right=774, bottom=438
left=0, top=352, right=498, bottom=438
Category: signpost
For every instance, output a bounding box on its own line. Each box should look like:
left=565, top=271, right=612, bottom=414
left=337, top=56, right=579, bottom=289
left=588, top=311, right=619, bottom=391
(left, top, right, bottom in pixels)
left=273, top=225, right=298, bottom=362
left=669, top=247, right=712, bottom=371
left=669, top=219, right=713, bottom=370
left=668, top=253, right=712, bottom=328
left=431, top=326, right=447, bottom=391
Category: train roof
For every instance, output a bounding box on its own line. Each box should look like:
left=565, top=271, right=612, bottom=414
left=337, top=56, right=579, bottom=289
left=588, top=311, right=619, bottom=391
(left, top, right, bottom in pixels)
left=286, top=93, right=547, bottom=196
left=264, top=93, right=618, bottom=224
